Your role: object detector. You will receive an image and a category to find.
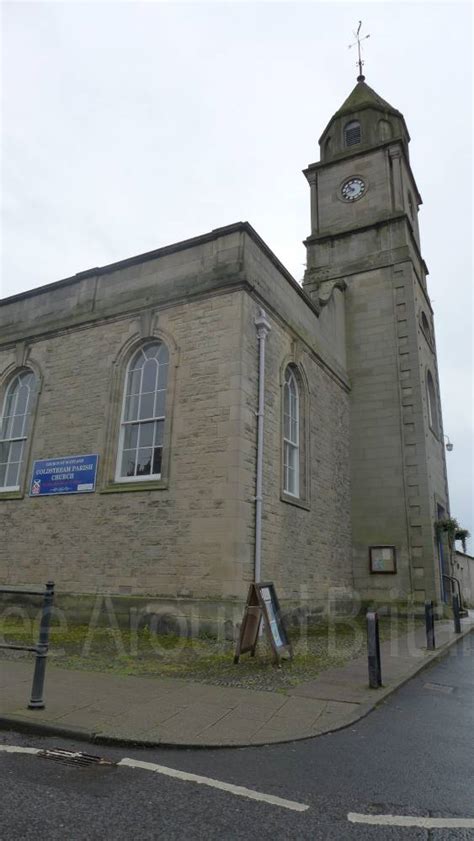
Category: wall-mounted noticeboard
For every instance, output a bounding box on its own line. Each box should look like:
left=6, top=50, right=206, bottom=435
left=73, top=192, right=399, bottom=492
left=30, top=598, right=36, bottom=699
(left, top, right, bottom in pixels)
left=30, top=454, right=99, bottom=497
left=369, top=545, right=397, bottom=574
left=234, top=582, right=292, bottom=665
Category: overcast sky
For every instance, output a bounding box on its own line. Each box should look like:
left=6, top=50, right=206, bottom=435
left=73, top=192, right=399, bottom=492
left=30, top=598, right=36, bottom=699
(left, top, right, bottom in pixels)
left=1, top=1, right=473, bottom=546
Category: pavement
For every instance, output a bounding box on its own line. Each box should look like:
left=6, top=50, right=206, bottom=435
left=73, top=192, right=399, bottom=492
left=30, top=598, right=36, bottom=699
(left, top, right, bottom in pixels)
left=1, top=616, right=472, bottom=748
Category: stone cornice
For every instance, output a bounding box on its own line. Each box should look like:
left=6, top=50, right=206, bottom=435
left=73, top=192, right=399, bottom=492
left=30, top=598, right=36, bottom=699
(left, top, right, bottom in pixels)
left=0, top=221, right=296, bottom=308
left=304, top=212, right=429, bottom=279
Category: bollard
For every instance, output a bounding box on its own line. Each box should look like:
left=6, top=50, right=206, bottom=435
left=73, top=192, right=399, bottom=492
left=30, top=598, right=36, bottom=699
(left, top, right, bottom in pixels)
left=28, top=581, right=55, bottom=710
left=367, top=610, right=382, bottom=688
left=452, top=593, right=461, bottom=634
left=424, top=600, right=436, bottom=650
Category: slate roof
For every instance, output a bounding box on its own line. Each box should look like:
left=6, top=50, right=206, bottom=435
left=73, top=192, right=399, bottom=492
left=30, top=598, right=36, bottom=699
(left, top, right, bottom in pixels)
left=334, top=80, right=403, bottom=119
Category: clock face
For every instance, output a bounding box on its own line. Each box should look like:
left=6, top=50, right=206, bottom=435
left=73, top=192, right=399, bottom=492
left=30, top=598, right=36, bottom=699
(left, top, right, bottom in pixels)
left=341, top=177, right=366, bottom=202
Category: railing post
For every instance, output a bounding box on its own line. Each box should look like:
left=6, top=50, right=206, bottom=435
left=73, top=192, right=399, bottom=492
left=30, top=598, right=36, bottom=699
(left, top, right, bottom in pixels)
left=28, top=581, right=55, bottom=710
left=452, top=593, right=461, bottom=634
left=367, top=610, right=382, bottom=688
left=424, top=600, right=436, bottom=650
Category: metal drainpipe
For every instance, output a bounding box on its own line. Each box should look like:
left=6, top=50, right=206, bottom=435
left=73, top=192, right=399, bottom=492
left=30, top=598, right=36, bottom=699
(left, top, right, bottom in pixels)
left=254, top=308, right=271, bottom=583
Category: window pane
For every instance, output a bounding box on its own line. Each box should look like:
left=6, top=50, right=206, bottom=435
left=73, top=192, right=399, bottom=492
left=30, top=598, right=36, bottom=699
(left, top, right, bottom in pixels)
left=139, top=393, right=154, bottom=420
left=154, top=389, right=166, bottom=417
left=15, top=385, right=29, bottom=415
left=142, top=359, right=157, bottom=393
left=6, top=461, right=20, bottom=488
left=21, top=372, right=35, bottom=389
left=0, top=463, right=6, bottom=487
left=121, top=449, right=137, bottom=477
left=130, top=349, right=146, bottom=371
left=283, top=441, right=299, bottom=496
left=0, top=416, right=13, bottom=439
left=0, top=442, right=10, bottom=463
left=9, top=441, right=23, bottom=462
left=288, top=444, right=298, bottom=472
left=124, top=394, right=139, bottom=422
left=290, top=418, right=298, bottom=444
left=145, top=343, right=161, bottom=360
left=153, top=447, right=162, bottom=475
left=127, top=368, right=142, bottom=396
left=12, top=414, right=26, bottom=438
left=136, top=448, right=152, bottom=476
left=155, top=420, right=164, bottom=446
left=139, top=422, right=154, bottom=448
left=157, top=362, right=169, bottom=390
left=3, top=388, right=16, bottom=418
left=287, top=470, right=296, bottom=496
left=284, top=412, right=290, bottom=439
left=123, top=425, right=138, bottom=450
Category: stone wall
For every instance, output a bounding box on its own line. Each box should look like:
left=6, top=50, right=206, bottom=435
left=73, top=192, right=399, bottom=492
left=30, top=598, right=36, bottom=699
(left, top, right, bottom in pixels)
left=0, top=292, right=250, bottom=607
left=0, top=224, right=353, bottom=629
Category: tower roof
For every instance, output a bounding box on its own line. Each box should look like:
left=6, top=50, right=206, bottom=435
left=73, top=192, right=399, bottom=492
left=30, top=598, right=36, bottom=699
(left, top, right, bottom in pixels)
left=318, top=78, right=409, bottom=149
left=334, top=79, right=402, bottom=120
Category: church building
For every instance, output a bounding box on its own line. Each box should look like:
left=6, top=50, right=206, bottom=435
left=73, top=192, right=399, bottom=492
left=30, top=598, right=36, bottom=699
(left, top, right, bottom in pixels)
left=0, top=76, right=451, bottom=632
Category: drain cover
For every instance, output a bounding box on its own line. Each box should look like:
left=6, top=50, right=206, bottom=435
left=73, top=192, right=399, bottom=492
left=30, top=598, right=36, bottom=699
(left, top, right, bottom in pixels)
left=423, top=682, right=454, bottom=694
left=37, top=749, right=116, bottom=767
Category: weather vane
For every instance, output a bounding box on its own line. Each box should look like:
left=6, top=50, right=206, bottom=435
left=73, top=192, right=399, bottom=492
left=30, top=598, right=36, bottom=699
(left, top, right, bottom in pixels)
left=348, top=21, right=370, bottom=82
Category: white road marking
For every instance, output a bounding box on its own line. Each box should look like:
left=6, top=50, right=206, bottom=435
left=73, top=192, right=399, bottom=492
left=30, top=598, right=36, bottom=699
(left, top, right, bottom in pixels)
left=0, top=745, right=308, bottom=812
left=0, top=745, right=41, bottom=756
left=119, top=757, right=309, bottom=812
left=348, top=812, right=474, bottom=829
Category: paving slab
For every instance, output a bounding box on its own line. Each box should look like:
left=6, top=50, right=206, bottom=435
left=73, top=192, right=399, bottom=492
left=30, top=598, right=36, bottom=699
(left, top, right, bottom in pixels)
left=0, top=617, right=472, bottom=747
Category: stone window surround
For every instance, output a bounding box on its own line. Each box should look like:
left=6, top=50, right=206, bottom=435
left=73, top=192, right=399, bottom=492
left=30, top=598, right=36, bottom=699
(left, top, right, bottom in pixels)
left=419, top=309, right=434, bottom=350
left=0, top=358, right=42, bottom=501
left=100, top=326, right=179, bottom=495
left=425, top=367, right=441, bottom=441
left=279, top=359, right=310, bottom=511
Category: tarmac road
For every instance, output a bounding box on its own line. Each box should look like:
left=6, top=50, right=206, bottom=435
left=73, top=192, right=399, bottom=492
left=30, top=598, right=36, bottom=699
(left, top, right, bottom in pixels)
left=1, top=635, right=473, bottom=840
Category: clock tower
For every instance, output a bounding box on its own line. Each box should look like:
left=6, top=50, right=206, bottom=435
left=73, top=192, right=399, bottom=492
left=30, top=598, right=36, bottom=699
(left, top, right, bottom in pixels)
left=303, top=77, right=450, bottom=606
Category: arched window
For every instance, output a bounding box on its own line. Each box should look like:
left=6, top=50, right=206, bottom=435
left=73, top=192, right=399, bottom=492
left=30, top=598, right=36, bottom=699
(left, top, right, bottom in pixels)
left=344, top=120, right=361, bottom=147
left=116, top=342, right=169, bottom=481
left=0, top=369, right=36, bottom=490
left=283, top=366, right=299, bottom=497
left=426, top=370, right=439, bottom=435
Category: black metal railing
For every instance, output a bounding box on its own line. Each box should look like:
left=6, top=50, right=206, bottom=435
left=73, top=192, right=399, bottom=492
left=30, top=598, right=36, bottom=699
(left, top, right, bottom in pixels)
left=0, top=581, right=55, bottom=709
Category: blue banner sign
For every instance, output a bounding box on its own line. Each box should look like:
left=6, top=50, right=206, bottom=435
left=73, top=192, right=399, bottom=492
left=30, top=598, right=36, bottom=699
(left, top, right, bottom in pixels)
left=30, top=454, right=99, bottom=497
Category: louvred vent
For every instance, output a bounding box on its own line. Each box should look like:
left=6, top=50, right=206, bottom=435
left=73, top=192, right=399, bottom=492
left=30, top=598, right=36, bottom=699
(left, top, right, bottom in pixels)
left=345, top=125, right=361, bottom=146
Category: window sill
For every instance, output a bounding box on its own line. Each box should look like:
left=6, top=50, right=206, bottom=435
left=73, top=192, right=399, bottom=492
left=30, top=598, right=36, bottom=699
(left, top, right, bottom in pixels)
left=280, top=491, right=310, bottom=511
left=101, top=479, right=169, bottom=494
left=0, top=490, right=24, bottom=501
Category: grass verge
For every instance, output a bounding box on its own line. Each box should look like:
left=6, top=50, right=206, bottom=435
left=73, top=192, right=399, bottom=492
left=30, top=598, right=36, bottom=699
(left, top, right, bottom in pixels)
left=0, top=614, right=422, bottom=692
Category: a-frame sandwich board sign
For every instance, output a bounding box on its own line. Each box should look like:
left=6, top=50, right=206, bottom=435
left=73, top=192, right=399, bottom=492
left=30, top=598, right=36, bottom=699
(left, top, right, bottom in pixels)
left=234, top=582, right=292, bottom=665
